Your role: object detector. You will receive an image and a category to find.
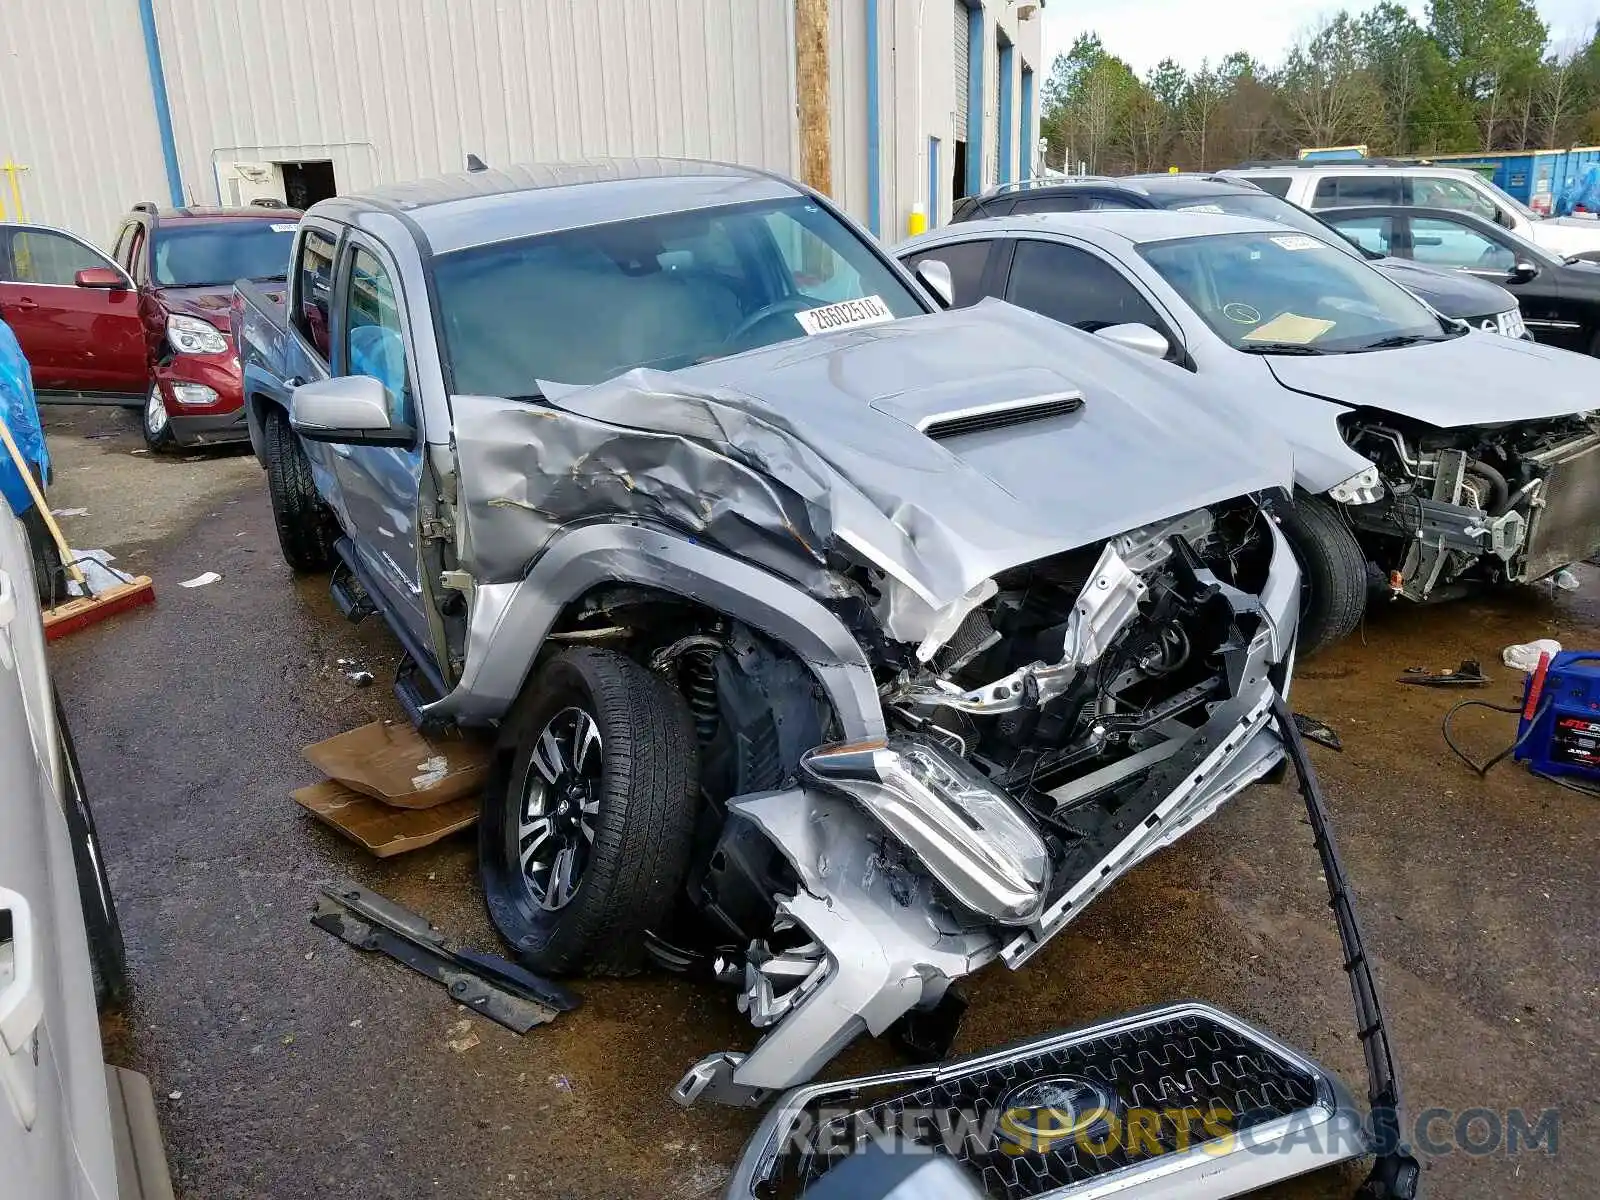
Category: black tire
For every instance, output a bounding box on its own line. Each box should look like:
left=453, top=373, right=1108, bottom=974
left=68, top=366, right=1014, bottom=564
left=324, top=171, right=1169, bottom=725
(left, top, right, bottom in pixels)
left=480, top=647, right=698, bottom=977
left=20, top=504, right=66, bottom=609
left=262, top=407, right=338, bottom=573
left=56, top=693, right=128, bottom=1010
left=1277, top=494, right=1369, bottom=654
left=141, top=383, right=176, bottom=453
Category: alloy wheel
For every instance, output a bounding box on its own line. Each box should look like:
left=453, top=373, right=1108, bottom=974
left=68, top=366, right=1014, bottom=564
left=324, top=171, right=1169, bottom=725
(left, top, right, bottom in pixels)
left=516, top=706, right=603, bottom=911
left=145, top=385, right=169, bottom=435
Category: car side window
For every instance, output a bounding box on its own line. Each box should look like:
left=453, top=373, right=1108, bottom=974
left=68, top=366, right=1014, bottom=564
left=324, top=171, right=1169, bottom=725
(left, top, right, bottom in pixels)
left=1412, top=176, right=1498, bottom=221
left=1311, top=175, right=1404, bottom=207
left=343, top=246, right=409, bottom=420
left=1011, top=194, right=1104, bottom=213
left=1005, top=239, right=1164, bottom=334
left=1409, top=216, right=1516, bottom=272
left=1325, top=214, right=1395, bottom=256
left=292, top=227, right=337, bottom=361
left=2, top=229, right=112, bottom=285
left=901, top=240, right=993, bottom=307
left=1250, top=176, right=1292, bottom=199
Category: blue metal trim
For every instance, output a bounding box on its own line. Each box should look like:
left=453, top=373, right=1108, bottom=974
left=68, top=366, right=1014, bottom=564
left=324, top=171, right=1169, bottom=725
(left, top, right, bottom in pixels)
left=866, top=0, right=881, bottom=235
left=1020, top=66, right=1035, bottom=180
left=928, top=136, right=941, bottom=228
left=966, top=2, right=984, bottom=197
left=137, top=0, right=184, bottom=206
left=998, top=41, right=1014, bottom=184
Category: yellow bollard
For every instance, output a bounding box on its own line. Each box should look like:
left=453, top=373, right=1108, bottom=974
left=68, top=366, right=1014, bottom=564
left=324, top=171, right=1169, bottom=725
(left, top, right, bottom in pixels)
left=2, top=160, right=27, bottom=222
left=907, top=203, right=928, bottom=237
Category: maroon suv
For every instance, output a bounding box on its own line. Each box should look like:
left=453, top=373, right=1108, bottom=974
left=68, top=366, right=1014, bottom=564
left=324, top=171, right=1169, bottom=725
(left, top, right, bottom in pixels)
left=0, top=204, right=300, bottom=450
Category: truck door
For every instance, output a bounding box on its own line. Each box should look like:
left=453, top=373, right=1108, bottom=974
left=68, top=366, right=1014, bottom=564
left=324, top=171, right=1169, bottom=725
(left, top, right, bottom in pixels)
left=0, top=227, right=147, bottom=400
left=329, top=235, right=431, bottom=647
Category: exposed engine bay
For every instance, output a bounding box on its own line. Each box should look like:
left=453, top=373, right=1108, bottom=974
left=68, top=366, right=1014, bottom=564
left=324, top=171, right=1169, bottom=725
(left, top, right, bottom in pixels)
left=588, top=497, right=1298, bottom=1105
left=1344, top=412, right=1600, bottom=601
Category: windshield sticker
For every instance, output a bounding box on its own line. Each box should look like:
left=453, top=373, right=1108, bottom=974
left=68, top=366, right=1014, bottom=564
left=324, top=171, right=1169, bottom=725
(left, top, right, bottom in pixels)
left=270, top=223, right=298, bottom=233
left=1222, top=302, right=1263, bottom=324
left=1177, top=203, right=1226, bottom=214
left=1241, top=313, right=1336, bottom=344
left=1269, top=234, right=1326, bottom=251
left=795, top=295, right=895, bottom=336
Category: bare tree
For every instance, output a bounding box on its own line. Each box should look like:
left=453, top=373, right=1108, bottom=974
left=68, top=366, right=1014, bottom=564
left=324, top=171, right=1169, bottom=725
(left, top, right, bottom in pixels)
left=1279, top=17, right=1385, bottom=148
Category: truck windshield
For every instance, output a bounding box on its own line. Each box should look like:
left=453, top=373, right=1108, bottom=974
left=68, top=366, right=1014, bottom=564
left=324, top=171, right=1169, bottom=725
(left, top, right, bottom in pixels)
left=1141, top=231, right=1453, bottom=354
left=432, top=197, right=926, bottom=397
left=153, top=222, right=297, bottom=287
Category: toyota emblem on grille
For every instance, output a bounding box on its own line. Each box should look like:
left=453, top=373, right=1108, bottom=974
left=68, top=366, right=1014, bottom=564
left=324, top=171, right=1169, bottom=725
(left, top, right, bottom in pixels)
left=996, top=1075, right=1117, bottom=1152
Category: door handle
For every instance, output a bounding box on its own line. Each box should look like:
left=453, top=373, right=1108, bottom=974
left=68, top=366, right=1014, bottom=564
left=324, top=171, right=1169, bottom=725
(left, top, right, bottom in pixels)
left=0, top=568, right=13, bottom=628
left=0, top=887, right=43, bottom=1130
left=11, top=299, right=37, bottom=312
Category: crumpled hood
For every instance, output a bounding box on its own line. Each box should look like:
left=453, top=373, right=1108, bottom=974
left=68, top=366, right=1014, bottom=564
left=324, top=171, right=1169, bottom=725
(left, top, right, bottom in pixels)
left=160, top=283, right=286, bottom=329
left=1265, top=332, right=1600, bottom=429
left=452, top=301, right=1293, bottom=613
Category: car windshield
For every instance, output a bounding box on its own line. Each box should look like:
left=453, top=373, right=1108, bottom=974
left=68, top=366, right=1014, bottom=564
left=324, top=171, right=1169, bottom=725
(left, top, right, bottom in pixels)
left=152, top=221, right=297, bottom=287
left=1157, top=191, right=1364, bottom=259
left=433, top=197, right=925, bottom=397
left=1141, top=230, right=1452, bottom=354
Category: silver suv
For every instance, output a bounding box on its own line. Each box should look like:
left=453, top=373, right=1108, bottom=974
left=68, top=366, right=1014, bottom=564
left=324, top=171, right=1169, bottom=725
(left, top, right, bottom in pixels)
left=1228, top=161, right=1600, bottom=259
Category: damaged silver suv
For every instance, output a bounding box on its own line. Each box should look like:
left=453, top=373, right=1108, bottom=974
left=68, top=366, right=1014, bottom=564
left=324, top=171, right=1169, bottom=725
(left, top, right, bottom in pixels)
left=234, top=161, right=1304, bottom=1110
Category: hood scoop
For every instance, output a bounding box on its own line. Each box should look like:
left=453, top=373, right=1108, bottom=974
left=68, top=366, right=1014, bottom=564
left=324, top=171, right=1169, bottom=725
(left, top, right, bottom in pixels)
left=869, top=365, right=1086, bottom=441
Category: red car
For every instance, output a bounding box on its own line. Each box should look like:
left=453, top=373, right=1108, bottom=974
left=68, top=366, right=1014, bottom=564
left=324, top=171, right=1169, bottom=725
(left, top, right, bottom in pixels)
left=0, top=205, right=300, bottom=450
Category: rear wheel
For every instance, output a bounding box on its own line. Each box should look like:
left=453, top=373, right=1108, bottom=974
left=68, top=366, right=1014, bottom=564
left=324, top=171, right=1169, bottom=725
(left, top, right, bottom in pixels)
left=141, top=383, right=175, bottom=453
left=1277, top=494, right=1369, bottom=654
left=480, top=648, right=698, bottom=977
left=262, top=407, right=338, bottom=573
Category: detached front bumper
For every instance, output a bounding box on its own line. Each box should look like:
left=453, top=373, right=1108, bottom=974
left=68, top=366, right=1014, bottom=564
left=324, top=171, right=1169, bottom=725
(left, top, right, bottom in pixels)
left=726, top=1002, right=1368, bottom=1200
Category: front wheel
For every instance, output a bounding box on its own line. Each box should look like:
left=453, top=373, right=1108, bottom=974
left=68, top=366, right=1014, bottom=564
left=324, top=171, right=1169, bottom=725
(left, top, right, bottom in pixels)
left=141, top=383, right=176, bottom=453
left=1277, top=494, right=1369, bottom=654
left=262, top=407, right=338, bottom=573
left=480, top=647, right=699, bottom=977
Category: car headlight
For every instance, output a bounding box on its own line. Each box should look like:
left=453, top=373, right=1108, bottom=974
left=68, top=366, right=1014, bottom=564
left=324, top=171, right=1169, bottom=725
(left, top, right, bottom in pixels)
left=1328, top=464, right=1385, bottom=505
left=166, top=314, right=229, bottom=356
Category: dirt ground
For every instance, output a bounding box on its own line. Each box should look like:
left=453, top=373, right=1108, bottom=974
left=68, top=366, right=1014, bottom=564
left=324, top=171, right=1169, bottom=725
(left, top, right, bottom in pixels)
left=40, top=405, right=1596, bottom=1199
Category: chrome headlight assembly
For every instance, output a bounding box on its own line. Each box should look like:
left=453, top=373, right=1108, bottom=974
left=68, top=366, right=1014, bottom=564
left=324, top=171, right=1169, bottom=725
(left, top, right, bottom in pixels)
left=802, top=736, right=1049, bottom=924
left=166, top=314, right=229, bottom=356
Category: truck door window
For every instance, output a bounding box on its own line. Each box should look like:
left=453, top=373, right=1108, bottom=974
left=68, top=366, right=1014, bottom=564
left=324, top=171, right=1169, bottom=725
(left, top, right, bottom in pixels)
left=1005, top=239, right=1164, bottom=335
left=343, top=247, right=409, bottom=419
left=1412, top=176, right=1498, bottom=221
left=3, top=230, right=109, bottom=285
left=292, top=228, right=337, bottom=361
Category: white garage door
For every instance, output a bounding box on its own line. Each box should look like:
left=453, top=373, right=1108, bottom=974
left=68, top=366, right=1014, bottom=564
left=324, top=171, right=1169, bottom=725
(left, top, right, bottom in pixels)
left=954, top=2, right=970, bottom=128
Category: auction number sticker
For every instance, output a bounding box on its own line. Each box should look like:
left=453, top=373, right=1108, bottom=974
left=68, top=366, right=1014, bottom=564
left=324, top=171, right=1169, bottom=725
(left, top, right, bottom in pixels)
left=1270, top=234, right=1325, bottom=251
left=795, top=295, right=895, bottom=335
left=271, top=223, right=299, bottom=233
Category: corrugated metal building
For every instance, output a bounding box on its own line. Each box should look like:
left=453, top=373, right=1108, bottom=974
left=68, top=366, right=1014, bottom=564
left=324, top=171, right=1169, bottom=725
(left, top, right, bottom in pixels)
left=0, top=0, right=1041, bottom=247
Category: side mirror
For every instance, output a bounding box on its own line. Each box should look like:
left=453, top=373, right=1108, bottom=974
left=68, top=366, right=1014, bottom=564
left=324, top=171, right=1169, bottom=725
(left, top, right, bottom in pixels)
left=1510, top=260, right=1540, bottom=283
left=1094, top=322, right=1170, bottom=360
left=74, top=267, right=127, bottom=290
left=290, top=375, right=413, bottom=446
left=914, top=259, right=955, bottom=309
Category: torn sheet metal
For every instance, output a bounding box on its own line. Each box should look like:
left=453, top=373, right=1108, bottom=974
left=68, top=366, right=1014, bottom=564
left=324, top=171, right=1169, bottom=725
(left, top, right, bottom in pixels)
left=448, top=303, right=1293, bottom=635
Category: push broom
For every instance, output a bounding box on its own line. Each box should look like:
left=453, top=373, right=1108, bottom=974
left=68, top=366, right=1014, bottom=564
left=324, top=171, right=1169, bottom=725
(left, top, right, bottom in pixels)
left=0, top=413, right=154, bottom=639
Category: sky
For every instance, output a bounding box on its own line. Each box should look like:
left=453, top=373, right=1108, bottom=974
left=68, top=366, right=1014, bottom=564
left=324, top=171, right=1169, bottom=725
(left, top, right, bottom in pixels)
left=1041, top=0, right=1600, bottom=78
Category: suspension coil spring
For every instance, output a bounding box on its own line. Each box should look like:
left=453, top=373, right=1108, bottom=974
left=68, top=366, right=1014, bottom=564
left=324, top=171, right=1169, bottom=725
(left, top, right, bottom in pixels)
left=684, top=646, right=720, bottom=746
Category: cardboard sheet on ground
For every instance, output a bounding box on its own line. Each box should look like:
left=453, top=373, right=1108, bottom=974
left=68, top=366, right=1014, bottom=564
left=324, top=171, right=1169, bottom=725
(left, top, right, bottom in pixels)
left=302, top=721, right=488, bottom=810
left=1241, top=313, right=1337, bottom=345
left=293, top=779, right=477, bottom=857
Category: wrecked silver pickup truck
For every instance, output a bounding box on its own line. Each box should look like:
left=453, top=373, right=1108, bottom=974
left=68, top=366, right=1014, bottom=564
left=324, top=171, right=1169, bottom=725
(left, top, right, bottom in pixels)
left=233, top=160, right=1417, bottom=1198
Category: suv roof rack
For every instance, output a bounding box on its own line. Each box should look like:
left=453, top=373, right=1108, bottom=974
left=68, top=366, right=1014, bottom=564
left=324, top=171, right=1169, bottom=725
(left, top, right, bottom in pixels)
left=1230, top=157, right=1417, bottom=170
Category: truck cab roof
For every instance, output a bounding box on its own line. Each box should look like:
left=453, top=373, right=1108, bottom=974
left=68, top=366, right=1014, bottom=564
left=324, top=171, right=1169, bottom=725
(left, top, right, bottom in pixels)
left=309, top=158, right=803, bottom=255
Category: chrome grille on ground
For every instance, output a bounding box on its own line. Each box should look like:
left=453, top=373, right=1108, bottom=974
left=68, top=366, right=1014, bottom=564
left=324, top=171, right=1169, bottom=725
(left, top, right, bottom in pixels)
left=737, top=1003, right=1359, bottom=1200
left=1524, top=431, right=1600, bottom=582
